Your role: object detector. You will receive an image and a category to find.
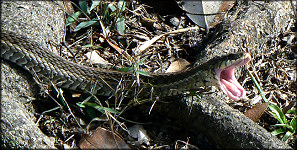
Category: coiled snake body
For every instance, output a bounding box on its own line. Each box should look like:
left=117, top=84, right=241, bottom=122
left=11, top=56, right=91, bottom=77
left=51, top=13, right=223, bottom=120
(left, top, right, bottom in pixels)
left=1, top=30, right=251, bottom=100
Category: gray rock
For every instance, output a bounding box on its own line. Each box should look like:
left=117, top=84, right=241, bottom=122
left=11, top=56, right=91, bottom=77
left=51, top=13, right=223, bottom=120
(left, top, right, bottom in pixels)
left=1, top=1, right=65, bottom=149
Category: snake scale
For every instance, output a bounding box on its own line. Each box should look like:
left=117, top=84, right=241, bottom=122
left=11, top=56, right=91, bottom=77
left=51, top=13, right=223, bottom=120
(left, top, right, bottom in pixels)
left=1, top=30, right=251, bottom=100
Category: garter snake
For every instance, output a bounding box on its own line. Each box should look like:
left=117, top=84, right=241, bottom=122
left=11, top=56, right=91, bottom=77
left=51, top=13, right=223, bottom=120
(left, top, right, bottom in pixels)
left=1, top=30, right=251, bottom=100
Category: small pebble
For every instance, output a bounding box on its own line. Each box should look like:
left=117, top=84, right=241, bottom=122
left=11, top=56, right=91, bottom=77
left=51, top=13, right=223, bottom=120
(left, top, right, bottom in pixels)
left=169, top=17, right=180, bottom=27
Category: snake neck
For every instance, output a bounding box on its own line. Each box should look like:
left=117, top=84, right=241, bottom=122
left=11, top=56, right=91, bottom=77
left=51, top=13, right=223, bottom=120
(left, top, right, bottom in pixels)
left=138, top=66, right=217, bottom=97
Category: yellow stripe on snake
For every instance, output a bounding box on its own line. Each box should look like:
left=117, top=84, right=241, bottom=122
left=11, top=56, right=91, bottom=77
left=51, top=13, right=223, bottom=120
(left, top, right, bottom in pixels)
left=1, top=30, right=251, bottom=100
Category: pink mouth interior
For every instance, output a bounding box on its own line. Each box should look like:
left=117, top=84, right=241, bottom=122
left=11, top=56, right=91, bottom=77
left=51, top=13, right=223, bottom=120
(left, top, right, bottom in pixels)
left=215, top=57, right=251, bottom=101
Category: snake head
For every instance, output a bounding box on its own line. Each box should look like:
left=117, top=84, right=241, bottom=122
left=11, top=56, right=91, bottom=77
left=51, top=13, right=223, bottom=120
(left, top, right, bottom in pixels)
left=214, top=52, right=251, bottom=101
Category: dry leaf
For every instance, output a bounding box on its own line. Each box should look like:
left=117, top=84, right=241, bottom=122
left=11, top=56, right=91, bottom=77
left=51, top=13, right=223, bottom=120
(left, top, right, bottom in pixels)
left=95, top=32, right=130, bottom=59
left=72, top=93, right=82, bottom=98
left=85, top=51, right=110, bottom=65
left=137, top=34, right=163, bottom=53
left=244, top=102, right=269, bottom=122
left=166, top=58, right=190, bottom=73
left=79, top=127, right=130, bottom=149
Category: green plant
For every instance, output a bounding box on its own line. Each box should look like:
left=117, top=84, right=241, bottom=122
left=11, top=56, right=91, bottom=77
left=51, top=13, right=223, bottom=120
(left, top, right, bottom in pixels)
left=66, top=0, right=126, bottom=37
left=117, top=57, right=150, bottom=77
left=77, top=101, right=119, bottom=119
left=269, top=105, right=296, bottom=141
left=73, top=80, right=118, bottom=118
left=249, top=71, right=296, bottom=141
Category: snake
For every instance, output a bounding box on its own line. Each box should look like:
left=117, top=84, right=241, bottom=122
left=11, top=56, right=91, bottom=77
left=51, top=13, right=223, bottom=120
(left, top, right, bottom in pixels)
left=1, top=30, right=251, bottom=101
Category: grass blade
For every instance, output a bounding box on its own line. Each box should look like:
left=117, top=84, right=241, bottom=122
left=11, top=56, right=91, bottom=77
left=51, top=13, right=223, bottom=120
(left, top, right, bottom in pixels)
left=74, top=20, right=98, bottom=32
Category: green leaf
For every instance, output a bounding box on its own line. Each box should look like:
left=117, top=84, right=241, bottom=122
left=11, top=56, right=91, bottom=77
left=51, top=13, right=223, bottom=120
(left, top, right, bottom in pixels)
left=136, top=70, right=150, bottom=76
left=82, top=44, right=93, bottom=48
left=282, top=131, right=294, bottom=141
left=116, top=17, right=125, bottom=35
left=271, top=128, right=285, bottom=136
left=103, top=107, right=120, bottom=114
left=82, top=95, right=93, bottom=104
left=83, top=102, right=98, bottom=107
left=287, top=109, right=297, bottom=115
left=79, top=0, right=89, bottom=14
left=82, top=102, right=119, bottom=114
left=74, top=20, right=98, bottom=32
left=66, top=11, right=82, bottom=26
left=76, top=102, right=86, bottom=108
left=117, top=67, right=134, bottom=72
left=272, top=124, right=294, bottom=131
left=137, top=57, right=147, bottom=67
left=118, top=0, right=126, bottom=12
left=110, top=9, right=118, bottom=17
left=90, top=0, right=101, bottom=12
left=93, top=45, right=103, bottom=49
left=108, top=3, right=117, bottom=12
left=290, top=116, right=296, bottom=130
left=269, top=104, right=288, bottom=124
left=82, top=44, right=102, bottom=49
left=269, top=111, right=284, bottom=125
left=82, top=102, right=104, bottom=113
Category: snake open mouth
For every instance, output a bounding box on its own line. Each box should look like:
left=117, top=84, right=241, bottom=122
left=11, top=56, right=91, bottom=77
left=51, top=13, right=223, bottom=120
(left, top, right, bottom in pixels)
left=215, top=53, right=251, bottom=101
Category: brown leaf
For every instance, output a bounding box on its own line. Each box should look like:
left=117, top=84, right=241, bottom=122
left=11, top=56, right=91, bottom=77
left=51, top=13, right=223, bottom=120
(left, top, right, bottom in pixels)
left=244, top=102, right=269, bottom=122
left=85, top=51, right=110, bottom=65
left=79, top=127, right=130, bottom=149
left=95, top=32, right=130, bottom=59
left=166, top=58, right=190, bottom=73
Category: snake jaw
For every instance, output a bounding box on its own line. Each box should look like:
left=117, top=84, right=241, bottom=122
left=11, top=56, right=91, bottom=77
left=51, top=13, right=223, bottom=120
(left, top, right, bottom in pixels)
left=215, top=53, right=251, bottom=101
left=216, top=67, right=246, bottom=101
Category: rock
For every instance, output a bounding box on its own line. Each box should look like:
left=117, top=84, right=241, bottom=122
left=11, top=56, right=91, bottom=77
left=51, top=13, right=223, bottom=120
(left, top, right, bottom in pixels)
left=1, top=1, right=65, bottom=149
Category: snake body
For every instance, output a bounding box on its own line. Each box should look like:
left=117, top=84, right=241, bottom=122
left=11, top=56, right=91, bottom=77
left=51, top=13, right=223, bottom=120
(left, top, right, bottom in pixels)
left=1, top=30, right=251, bottom=100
